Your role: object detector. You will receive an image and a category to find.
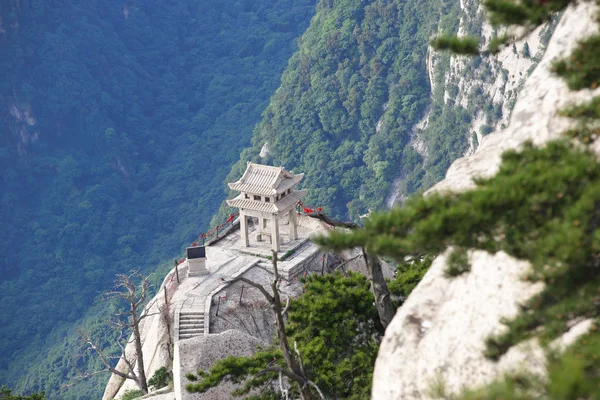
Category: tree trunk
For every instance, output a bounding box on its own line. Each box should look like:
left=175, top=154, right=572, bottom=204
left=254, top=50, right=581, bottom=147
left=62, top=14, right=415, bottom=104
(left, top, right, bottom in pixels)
left=303, top=212, right=395, bottom=330
left=299, top=385, right=315, bottom=400
left=365, top=250, right=395, bottom=329
left=271, top=253, right=314, bottom=400
left=132, top=312, right=149, bottom=393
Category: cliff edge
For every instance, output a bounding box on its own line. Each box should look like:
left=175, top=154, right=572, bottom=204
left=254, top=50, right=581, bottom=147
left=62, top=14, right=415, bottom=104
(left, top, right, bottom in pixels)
left=372, top=2, right=600, bottom=399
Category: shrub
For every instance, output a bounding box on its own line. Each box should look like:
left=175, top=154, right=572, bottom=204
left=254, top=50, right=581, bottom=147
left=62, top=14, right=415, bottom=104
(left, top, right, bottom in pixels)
left=119, top=389, right=145, bottom=400
left=148, top=367, right=171, bottom=391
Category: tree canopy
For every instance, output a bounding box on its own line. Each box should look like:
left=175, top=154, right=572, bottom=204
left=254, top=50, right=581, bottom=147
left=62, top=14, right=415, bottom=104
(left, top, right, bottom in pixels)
left=214, top=0, right=460, bottom=223
left=317, top=0, right=600, bottom=397
left=186, top=272, right=383, bottom=399
left=0, top=1, right=316, bottom=397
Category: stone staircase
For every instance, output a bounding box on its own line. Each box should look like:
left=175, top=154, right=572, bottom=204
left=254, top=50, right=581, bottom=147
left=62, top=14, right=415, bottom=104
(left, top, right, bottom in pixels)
left=178, top=308, right=205, bottom=340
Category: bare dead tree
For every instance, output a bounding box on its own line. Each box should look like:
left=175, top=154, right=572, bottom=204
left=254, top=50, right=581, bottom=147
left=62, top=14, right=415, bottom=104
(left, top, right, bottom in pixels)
left=160, top=301, right=173, bottom=362
left=224, top=251, right=322, bottom=400
left=333, top=252, right=363, bottom=274
left=304, top=211, right=396, bottom=329
left=73, top=270, right=157, bottom=394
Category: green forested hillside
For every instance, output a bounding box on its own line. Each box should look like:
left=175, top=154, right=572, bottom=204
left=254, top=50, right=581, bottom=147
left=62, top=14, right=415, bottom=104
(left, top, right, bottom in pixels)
left=0, top=0, right=316, bottom=397
left=0, top=0, right=538, bottom=397
left=215, top=0, right=555, bottom=224
left=216, top=0, right=463, bottom=222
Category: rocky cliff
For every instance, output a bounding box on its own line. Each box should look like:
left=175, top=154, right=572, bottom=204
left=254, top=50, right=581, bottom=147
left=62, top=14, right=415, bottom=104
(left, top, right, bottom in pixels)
left=373, top=2, right=600, bottom=398
left=389, top=0, right=557, bottom=206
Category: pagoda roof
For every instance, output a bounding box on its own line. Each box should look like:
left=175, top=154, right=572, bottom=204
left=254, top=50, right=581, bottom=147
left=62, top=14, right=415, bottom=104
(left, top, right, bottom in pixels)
left=226, top=189, right=307, bottom=214
left=228, top=162, right=304, bottom=196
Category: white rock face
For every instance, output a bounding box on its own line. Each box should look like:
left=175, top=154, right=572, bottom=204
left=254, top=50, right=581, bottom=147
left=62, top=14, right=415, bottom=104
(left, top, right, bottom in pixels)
left=392, top=0, right=555, bottom=206
left=451, top=0, right=551, bottom=139
left=431, top=3, right=600, bottom=194
left=259, top=141, right=270, bottom=158
left=372, top=3, right=600, bottom=399
left=176, top=330, right=265, bottom=400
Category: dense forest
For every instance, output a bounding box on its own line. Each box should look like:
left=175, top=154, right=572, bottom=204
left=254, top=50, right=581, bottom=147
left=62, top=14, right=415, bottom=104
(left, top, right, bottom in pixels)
left=0, top=0, right=544, bottom=397
left=0, top=0, right=316, bottom=397
left=214, top=0, right=463, bottom=223
left=214, top=0, right=554, bottom=225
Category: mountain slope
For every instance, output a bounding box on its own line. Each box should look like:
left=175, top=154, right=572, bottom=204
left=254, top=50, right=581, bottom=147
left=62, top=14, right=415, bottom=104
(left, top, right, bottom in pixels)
left=0, top=1, right=316, bottom=398
left=216, top=0, right=446, bottom=221
left=215, top=0, right=556, bottom=224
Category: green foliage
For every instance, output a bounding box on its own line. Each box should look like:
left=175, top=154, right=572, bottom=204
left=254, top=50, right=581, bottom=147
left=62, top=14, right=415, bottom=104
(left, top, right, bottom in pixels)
left=487, top=34, right=511, bottom=54
left=0, top=386, right=45, bottom=400
left=318, top=4, right=600, bottom=395
left=432, top=0, right=571, bottom=55
left=456, top=373, right=545, bottom=399
left=445, top=247, right=470, bottom=277
left=147, top=367, right=170, bottom=391
left=281, top=249, right=296, bottom=260
left=482, top=0, right=571, bottom=27
left=455, top=330, right=600, bottom=399
left=553, top=33, right=600, bottom=90
left=287, top=272, right=382, bottom=399
left=216, top=0, right=467, bottom=223
left=119, top=389, right=145, bottom=400
left=186, top=350, right=282, bottom=396
left=187, top=272, right=380, bottom=399
left=431, top=36, right=479, bottom=55
left=317, top=140, right=600, bottom=360
left=561, top=97, right=600, bottom=144
left=184, top=373, right=197, bottom=382
left=388, top=255, right=433, bottom=300
left=0, top=1, right=317, bottom=398
left=562, top=97, right=600, bottom=120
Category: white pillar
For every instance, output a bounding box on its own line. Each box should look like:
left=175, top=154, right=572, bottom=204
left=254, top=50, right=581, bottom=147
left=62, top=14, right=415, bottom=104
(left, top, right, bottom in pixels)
left=257, top=218, right=268, bottom=242
left=271, top=215, right=280, bottom=252
left=288, top=209, right=298, bottom=240
left=240, top=211, right=249, bottom=247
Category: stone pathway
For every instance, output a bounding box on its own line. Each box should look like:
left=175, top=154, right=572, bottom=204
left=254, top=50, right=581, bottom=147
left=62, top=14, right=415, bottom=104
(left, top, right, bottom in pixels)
left=172, top=251, right=257, bottom=341
left=171, top=215, right=328, bottom=342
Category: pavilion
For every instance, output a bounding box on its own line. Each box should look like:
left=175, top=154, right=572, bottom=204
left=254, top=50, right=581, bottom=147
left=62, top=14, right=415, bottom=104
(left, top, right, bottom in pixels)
left=226, top=162, right=307, bottom=252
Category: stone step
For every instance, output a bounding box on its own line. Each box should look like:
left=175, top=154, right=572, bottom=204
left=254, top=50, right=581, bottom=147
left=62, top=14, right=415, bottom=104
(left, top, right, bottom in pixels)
left=179, top=330, right=204, bottom=339
left=179, top=327, right=204, bottom=336
left=180, top=319, right=204, bottom=325
left=179, top=312, right=204, bottom=317
left=180, top=318, right=204, bottom=323
left=180, top=324, right=204, bottom=330
left=188, top=272, right=209, bottom=277
left=180, top=323, right=204, bottom=329
left=179, top=334, right=201, bottom=340
left=180, top=314, right=204, bottom=319
left=180, top=310, right=204, bottom=315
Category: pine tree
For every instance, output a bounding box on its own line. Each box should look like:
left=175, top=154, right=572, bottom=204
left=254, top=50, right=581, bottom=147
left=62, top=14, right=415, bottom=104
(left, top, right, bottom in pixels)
left=316, top=0, right=600, bottom=397
left=185, top=271, right=381, bottom=399
left=0, top=386, right=45, bottom=400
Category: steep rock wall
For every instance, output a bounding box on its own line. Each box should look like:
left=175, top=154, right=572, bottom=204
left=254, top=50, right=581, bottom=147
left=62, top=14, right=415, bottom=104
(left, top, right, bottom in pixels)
left=373, top=2, right=600, bottom=399
left=389, top=0, right=556, bottom=206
